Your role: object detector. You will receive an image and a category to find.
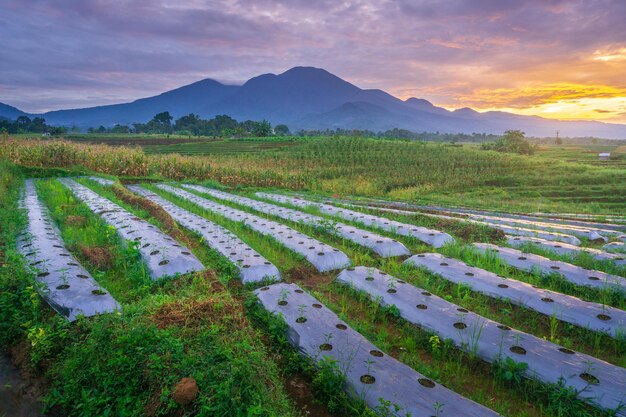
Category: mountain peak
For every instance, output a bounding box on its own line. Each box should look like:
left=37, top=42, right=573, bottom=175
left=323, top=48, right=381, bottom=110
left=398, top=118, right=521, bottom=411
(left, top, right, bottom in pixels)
left=405, top=97, right=433, bottom=106
left=453, top=107, right=479, bottom=115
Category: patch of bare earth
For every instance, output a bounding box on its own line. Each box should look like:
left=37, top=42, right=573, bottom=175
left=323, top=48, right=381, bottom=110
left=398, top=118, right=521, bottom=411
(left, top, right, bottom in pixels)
left=64, top=215, right=87, bottom=226
left=151, top=295, right=246, bottom=331
left=112, top=185, right=204, bottom=253
left=77, top=245, right=114, bottom=269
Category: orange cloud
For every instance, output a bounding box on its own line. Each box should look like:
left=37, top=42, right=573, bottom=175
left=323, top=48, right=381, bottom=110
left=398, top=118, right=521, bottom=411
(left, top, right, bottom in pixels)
left=434, top=84, right=626, bottom=123
left=452, top=84, right=626, bottom=108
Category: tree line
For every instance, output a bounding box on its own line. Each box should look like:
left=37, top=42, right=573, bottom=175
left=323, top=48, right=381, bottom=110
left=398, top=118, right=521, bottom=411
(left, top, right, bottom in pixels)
left=0, top=116, right=68, bottom=135
left=88, top=112, right=290, bottom=137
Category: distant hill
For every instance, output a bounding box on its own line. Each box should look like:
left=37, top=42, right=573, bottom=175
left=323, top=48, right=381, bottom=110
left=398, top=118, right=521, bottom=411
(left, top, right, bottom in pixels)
left=0, top=103, right=27, bottom=120
left=2, top=66, right=626, bottom=138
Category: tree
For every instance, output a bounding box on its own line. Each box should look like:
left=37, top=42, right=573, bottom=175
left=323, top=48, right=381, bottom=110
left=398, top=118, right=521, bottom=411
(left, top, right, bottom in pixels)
left=274, top=124, right=290, bottom=136
left=252, top=120, right=272, bottom=137
left=15, top=115, right=32, bottom=132
left=555, top=131, right=562, bottom=145
left=30, top=117, right=47, bottom=133
left=482, top=130, right=535, bottom=155
left=174, top=114, right=201, bottom=135
left=147, top=111, right=173, bottom=133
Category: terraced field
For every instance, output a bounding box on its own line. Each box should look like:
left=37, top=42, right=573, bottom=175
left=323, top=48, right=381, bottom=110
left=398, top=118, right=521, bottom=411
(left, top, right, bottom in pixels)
left=1, top=160, right=625, bottom=417
left=143, top=139, right=301, bottom=155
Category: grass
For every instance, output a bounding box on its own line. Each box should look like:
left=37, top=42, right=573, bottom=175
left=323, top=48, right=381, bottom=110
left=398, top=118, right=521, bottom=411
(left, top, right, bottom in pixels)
left=0, top=167, right=301, bottom=417
left=144, top=139, right=302, bottom=155
left=1, top=134, right=626, bottom=417
left=143, top=179, right=624, bottom=415
left=3, top=136, right=626, bottom=213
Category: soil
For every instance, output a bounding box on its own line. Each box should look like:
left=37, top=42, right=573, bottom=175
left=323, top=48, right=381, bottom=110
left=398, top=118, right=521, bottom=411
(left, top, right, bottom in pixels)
left=172, top=377, right=198, bottom=405
left=151, top=295, right=246, bottom=331
left=65, top=215, right=87, bottom=226
left=286, top=266, right=333, bottom=290
left=111, top=185, right=203, bottom=253
left=78, top=245, right=114, bottom=269
left=0, top=342, right=46, bottom=417
left=284, top=374, right=334, bottom=417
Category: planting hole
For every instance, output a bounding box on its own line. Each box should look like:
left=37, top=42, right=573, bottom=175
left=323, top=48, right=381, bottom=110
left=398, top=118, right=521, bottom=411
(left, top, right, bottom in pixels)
left=550, top=265, right=560, bottom=270
left=498, top=284, right=509, bottom=289
left=588, top=276, right=600, bottom=281
left=416, top=304, right=428, bottom=310
left=370, top=350, right=383, bottom=357
left=580, top=373, right=599, bottom=384
left=510, top=346, right=526, bottom=355
left=319, top=343, right=333, bottom=351
left=454, top=322, right=467, bottom=330
left=278, top=301, right=288, bottom=306
left=360, top=375, right=375, bottom=384
left=336, top=324, right=347, bottom=330
left=312, top=303, right=322, bottom=309
left=457, top=308, right=468, bottom=313
left=518, top=256, right=527, bottom=260
left=418, top=378, right=435, bottom=388
left=387, top=289, right=397, bottom=294
left=150, top=250, right=160, bottom=255
left=558, top=347, right=575, bottom=354
left=497, top=325, right=511, bottom=331
left=597, top=314, right=611, bottom=321
left=158, top=260, right=169, bottom=266
left=91, top=289, right=106, bottom=296
left=465, top=272, right=474, bottom=276
left=56, top=284, right=70, bottom=290
left=541, top=297, right=554, bottom=303
left=296, top=317, right=307, bottom=323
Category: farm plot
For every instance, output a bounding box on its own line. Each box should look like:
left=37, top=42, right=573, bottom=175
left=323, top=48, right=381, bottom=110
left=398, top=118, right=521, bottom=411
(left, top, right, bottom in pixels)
left=506, top=235, right=626, bottom=266
left=462, top=213, right=612, bottom=242
left=473, top=243, right=626, bottom=292
left=59, top=179, right=204, bottom=279
left=605, top=242, right=626, bottom=253
left=18, top=179, right=119, bottom=320
left=404, top=253, right=625, bottom=337
left=156, top=184, right=350, bottom=272
left=336, top=266, right=626, bottom=414
left=257, top=193, right=454, bottom=247
left=84, top=176, right=115, bottom=186
left=359, top=204, right=584, bottom=245
left=255, top=282, right=501, bottom=417
left=350, top=197, right=626, bottom=232
left=179, top=185, right=410, bottom=258
left=127, top=185, right=281, bottom=283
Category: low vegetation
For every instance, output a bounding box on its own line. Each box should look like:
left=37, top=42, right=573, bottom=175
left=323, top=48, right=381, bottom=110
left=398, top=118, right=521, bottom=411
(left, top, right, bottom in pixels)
left=2, top=135, right=625, bottom=213
left=1, top=133, right=625, bottom=417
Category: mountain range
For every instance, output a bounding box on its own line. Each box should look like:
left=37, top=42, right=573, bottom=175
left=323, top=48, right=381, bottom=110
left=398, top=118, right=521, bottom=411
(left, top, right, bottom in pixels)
left=2, top=66, right=626, bottom=139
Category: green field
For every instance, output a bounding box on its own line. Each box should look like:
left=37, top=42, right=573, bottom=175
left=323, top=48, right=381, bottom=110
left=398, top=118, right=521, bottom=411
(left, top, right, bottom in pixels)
left=1, top=136, right=626, bottom=417
left=143, top=138, right=302, bottom=155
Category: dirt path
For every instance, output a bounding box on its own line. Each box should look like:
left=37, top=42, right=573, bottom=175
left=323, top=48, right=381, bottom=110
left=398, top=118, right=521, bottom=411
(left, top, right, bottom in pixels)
left=0, top=352, right=42, bottom=417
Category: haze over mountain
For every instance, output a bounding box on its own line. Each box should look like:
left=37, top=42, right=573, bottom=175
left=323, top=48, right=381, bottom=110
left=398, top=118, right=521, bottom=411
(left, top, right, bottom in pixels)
left=2, top=67, right=626, bottom=139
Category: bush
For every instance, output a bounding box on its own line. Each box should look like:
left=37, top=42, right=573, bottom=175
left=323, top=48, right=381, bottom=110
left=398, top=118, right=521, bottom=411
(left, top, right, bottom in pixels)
left=482, top=130, right=536, bottom=155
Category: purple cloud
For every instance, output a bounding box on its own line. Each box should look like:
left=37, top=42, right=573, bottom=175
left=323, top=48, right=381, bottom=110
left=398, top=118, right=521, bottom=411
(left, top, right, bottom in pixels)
left=1, top=0, right=625, bottom=114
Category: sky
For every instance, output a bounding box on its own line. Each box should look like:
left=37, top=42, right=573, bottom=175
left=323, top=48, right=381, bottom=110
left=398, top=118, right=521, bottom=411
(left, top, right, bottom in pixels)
left=1, top=0, right=626, bottom=123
